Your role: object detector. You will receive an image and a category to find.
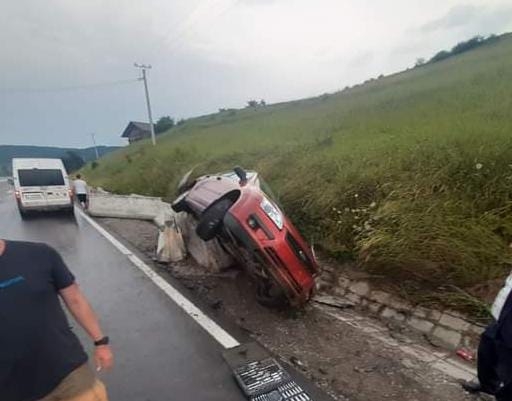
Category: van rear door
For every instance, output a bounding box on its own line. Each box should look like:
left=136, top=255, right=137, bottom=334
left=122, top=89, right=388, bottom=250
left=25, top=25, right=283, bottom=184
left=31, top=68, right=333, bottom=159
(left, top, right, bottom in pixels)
left=17, top=168, right=69, bottom=207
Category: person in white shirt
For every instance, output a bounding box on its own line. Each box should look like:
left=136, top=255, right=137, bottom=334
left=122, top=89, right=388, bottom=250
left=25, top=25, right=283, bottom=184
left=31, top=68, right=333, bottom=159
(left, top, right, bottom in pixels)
left=73, top=174, right=89, bottom=209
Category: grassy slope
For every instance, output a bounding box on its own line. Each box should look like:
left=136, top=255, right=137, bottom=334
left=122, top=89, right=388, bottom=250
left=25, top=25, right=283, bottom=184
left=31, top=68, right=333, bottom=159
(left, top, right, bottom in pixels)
left=84, top=33, right=512, bottom=314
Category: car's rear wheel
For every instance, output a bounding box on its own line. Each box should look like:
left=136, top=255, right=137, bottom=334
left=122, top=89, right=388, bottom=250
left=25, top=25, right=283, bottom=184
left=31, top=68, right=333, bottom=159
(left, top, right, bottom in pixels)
left=196, top=198, right=234, bottom=241
left=256, top=279, right=288, bottom=308
left=18, top=207, right=28, bottom=220
left=64, top=207, right=75, bottom=218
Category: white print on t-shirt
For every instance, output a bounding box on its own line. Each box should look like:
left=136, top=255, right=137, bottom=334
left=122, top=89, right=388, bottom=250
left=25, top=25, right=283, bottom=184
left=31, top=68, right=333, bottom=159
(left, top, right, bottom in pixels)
left=492, top=272, right=512, bottom=320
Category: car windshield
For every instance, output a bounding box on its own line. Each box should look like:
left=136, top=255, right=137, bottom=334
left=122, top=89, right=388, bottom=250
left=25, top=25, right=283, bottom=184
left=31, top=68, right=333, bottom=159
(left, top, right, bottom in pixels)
left=18, top=169, right=65, bottom=187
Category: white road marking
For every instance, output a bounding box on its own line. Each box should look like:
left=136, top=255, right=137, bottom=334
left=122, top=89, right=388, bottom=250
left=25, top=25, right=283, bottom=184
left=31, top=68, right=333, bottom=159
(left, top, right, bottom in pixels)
left=76, top=208, right=240, bottom=350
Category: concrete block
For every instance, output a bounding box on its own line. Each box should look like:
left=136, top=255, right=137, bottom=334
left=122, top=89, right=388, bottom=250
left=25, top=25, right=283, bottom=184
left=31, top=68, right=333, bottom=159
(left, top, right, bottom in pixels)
left=469, top=324, right=485, bottom=335
left=432, top=326, right=462, bottom=349
left=369, top=290, right=391, bottom=304
left=345, top=292, right=361, bottom=305
left=333, top=286, right=346, bottom=297
left=315, top=279, right=332, bottom=293
left=407, top=317, right=434, bottom=334
left=412, top=306, right=429, bottom=318
left=176, top=213, right=234, bottom=272
left=439, top=313, right=471, bottom=332
left=429, top=310, right=442, bottom=322
left=337, top=276, right=351, bottom=288
left=349, top=281, right=370, bottom=297
left=156, top=221, right=186, bottom=263
left=320, top=270, right=335, bottom=284
left=388, top=297, right=411, bottom=312
left=368, top=302, right=382, bottom=314
left=153, top=205, right=176, bottom=228
left=88, top=192, right=168, bottom=220
left=381, top=307, right=405, bottom=322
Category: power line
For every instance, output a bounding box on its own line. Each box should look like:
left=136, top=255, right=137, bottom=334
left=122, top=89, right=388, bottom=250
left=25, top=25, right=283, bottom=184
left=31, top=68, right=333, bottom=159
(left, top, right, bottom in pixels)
left=0, top=78, right=140, bottom=94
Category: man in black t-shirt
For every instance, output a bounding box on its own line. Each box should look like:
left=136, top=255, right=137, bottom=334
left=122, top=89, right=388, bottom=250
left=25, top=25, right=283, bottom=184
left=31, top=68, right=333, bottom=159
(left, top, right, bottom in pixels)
left=0, top=239, right=113, bottom=401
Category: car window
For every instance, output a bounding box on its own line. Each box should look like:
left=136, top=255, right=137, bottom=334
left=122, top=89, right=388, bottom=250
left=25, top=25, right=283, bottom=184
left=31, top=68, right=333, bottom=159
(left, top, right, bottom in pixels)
left=18, top=169, right=65, bottom=186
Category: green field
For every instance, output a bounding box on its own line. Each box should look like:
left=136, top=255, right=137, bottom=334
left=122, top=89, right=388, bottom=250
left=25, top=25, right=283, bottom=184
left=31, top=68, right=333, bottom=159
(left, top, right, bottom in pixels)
left=84, top=33, right=512, bottom=315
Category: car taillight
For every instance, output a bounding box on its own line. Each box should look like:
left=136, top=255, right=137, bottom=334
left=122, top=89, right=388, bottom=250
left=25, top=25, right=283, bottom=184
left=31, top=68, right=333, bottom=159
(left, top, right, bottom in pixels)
left=14, top=191, right=20, bottom=199
left=68, top=189, right=73, bottom=198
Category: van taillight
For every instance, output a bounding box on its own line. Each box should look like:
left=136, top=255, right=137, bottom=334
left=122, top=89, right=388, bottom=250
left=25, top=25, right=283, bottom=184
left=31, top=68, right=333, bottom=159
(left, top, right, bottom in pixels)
left=14, top=191, right=20, bottom=199
left=68, top=189, right=73, bottom=198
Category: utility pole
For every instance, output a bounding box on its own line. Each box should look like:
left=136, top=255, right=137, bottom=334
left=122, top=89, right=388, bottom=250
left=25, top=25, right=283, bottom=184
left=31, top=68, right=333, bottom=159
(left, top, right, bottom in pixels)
left=134, top=63, right=156, bottom=146
left=90, top=133, right=99, bottom=160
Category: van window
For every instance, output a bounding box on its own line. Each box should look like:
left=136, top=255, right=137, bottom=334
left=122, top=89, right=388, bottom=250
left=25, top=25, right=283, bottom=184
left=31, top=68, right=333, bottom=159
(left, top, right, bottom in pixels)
left=18, top=169, right=65, bottom=187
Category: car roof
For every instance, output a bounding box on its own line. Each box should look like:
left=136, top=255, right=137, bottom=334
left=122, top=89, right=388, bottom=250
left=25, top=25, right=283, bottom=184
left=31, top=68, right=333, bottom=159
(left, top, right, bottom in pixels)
left=12, top=158, right=65, bottom=170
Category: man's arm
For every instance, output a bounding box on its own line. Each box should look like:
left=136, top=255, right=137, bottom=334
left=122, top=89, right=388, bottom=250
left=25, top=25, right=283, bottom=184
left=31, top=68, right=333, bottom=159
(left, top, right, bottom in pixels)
left=59, top=283, right=114, bottom=371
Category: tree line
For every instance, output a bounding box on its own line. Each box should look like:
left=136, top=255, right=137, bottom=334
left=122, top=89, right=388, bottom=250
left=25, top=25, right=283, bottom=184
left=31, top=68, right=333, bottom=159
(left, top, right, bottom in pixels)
left=416, top=34, right=502, bottom=67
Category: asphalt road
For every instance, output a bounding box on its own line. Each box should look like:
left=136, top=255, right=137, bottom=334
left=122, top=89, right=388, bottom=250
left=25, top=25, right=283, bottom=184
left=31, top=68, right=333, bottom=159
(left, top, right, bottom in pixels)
left=0, top=180, right=247, bottom=401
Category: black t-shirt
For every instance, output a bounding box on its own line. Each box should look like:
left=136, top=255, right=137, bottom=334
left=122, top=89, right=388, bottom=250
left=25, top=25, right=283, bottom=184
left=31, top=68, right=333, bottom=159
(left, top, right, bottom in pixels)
left=0, top=241, right=88, bottom=401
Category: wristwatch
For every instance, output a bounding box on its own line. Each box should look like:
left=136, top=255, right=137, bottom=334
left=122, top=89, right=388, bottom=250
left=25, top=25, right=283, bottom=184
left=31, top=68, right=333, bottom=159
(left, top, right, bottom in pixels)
left=94, top=336, right=110, bottom=346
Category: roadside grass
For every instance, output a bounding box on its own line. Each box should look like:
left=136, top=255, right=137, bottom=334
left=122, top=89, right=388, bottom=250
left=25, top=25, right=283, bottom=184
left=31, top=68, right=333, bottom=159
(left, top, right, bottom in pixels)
left=83, top=33, right=512, bottom=314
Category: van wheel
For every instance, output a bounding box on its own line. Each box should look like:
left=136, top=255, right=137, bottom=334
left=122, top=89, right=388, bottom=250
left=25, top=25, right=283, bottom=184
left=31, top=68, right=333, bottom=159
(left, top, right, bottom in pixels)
left=196, top=198, right=234, bottom=241
left=18, top=207, right=28, bottom=220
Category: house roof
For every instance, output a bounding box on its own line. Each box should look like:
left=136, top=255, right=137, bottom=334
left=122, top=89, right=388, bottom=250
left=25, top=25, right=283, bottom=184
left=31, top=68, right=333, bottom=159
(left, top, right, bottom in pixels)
left=121, top=121, right=151, bottom=138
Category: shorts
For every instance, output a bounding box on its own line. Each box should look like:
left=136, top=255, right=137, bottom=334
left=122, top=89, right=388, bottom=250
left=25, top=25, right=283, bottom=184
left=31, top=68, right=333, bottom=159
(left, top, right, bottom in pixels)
left=77, top=194, right=88, bottom=203
left=38, top=364, right=108, bottom=401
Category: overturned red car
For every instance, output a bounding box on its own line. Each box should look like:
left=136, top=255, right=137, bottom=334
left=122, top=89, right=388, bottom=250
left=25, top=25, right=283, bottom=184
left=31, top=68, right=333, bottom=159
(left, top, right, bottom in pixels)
left=172, top=167, right=319, bottom=307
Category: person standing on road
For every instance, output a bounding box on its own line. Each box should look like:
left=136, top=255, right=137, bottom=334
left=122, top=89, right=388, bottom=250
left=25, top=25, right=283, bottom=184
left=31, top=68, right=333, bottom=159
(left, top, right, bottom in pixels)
left=462, top=273, right=512, bottom=400
left=73, top=175, right=89, bottom=210
left=0, top=239, right=114, bottom=401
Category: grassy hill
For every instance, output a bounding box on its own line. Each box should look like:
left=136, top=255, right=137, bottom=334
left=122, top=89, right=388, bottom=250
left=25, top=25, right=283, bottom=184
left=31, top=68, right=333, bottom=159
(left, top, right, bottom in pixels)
left=0, top=145, right=120, bottom=175
left=83, top=33, right=512, bottom=314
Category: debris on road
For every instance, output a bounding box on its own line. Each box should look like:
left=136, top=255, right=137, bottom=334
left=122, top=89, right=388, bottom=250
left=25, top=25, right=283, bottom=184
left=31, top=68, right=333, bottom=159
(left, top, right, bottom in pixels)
left=97, top=217, right=477, bottom=401
left=155, top=218, right=186, bottom=263
left=456, top=348, right=475, bottom=362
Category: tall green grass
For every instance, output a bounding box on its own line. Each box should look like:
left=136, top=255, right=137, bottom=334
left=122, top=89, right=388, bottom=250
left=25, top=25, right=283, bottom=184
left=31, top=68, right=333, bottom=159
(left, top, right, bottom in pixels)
left=84, top=33, right=512, bottom=313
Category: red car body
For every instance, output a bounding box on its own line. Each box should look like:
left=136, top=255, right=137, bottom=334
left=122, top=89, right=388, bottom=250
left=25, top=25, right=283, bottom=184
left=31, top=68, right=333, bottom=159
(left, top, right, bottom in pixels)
left=173, top=170, right=319, bottom=306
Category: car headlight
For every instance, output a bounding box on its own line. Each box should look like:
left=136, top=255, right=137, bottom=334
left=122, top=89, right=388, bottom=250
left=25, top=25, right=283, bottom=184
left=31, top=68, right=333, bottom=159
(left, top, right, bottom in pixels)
left=260, top=197, right=284, bottom=230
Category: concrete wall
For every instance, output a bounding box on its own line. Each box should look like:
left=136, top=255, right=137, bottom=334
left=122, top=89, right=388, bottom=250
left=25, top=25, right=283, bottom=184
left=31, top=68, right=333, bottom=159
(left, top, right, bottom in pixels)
left=317, top=269, right=486, bottom=351
left=88, top=192, right=169, bottom=221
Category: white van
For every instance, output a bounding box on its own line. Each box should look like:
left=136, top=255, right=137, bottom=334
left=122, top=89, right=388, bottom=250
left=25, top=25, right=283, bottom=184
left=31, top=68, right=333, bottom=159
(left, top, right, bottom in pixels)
left=12, top=158, right=74, bottom=217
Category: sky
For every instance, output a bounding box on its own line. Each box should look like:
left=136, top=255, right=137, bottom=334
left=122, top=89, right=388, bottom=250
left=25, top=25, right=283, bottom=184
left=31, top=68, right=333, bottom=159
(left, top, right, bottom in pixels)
left=0, top=0, right=511, bottom=148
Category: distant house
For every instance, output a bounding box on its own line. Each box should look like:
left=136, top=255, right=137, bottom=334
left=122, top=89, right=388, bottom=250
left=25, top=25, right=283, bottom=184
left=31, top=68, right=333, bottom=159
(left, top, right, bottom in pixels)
left=121, top=121, right=152, bottom=144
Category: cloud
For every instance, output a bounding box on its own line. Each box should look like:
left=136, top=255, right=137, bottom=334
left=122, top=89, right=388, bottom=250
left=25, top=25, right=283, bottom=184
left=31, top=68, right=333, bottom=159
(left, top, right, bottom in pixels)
left=420, top=3, right=512, bottom=33
left=1, top=0, right=512, bottom=147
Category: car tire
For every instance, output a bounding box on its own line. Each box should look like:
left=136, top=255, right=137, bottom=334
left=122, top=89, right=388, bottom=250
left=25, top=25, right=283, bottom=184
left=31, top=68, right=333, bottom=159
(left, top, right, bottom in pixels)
left=18, top=207, right=28, bottom=220
left=196, top=198, right=234, bottom=241
left=65, top=207, right=75, bottom=218
left=171, top=191, right=190, bottom=213
left=256, top=280, right=288, bottom=308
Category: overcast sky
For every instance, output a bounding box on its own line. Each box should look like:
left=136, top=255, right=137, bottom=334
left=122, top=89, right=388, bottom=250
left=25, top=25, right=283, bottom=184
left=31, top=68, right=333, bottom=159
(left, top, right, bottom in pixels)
left=1, top=0, right=511, bottom=148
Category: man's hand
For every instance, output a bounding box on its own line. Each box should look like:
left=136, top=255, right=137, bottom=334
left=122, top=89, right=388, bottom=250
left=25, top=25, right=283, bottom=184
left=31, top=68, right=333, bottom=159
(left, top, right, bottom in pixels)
left=95, top=345, right=114, bottom=371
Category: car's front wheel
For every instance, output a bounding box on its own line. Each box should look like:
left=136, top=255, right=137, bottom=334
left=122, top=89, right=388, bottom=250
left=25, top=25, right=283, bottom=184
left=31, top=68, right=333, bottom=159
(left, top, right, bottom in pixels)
left=196, top=198, right=234, bottom=241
